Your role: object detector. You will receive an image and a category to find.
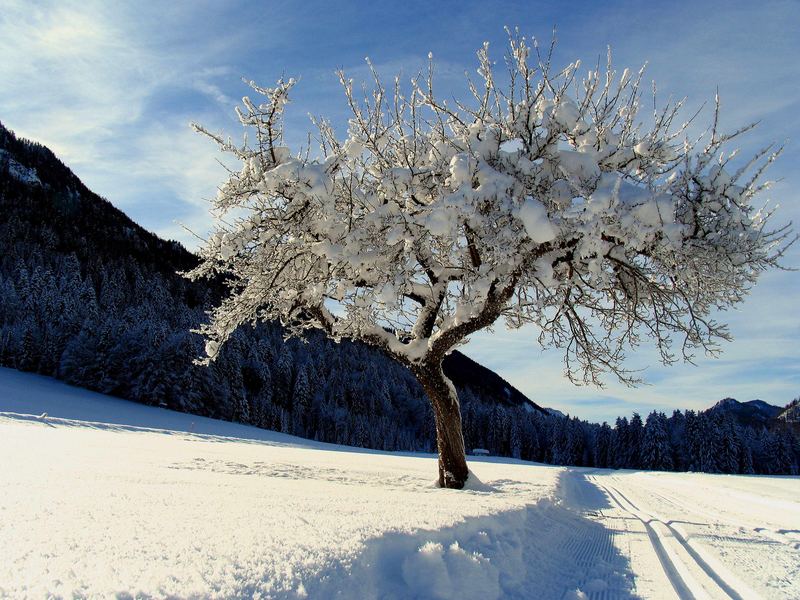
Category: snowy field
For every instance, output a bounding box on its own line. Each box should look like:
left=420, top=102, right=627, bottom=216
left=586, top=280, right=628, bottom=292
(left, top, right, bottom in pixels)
left=0, top=367, right=797, bottom=599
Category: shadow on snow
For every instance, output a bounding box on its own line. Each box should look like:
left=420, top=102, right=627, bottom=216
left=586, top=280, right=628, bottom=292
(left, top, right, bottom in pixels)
left=305, top=470, right=639, bottom=600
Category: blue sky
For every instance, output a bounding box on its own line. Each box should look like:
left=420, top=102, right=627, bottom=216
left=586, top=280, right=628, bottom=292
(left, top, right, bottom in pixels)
left=2, top=0, right=799, bottom=421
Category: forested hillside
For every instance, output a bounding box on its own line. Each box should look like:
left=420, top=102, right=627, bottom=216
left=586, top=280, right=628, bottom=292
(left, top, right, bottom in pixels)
left=0, top=121, right=546, bottom=456
left=0, top=121, right=797, bottom=473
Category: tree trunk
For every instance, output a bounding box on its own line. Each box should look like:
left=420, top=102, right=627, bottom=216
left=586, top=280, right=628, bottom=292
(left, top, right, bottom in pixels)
left=414, top=360, right=469, bottom=489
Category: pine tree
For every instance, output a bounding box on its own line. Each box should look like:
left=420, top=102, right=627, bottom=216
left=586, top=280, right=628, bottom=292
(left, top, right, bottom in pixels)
left=273, top=349, right=294, bottom=409
left=641, top=412, right=673, bottom=472
left=698, top=413, right=720, bottom=473
left=667, top=410, right=687, bottom=471
left=716, top=413, right=741, bottom=474
left=510, top=420, right=522, bottom=459
left=611, top=417, right=630, bottom=469
left=595, top=422, right=612, bottom=468
left=628, top=413, right=644, bottom=469
left=291, top=365, right=312, bottom=437
left=684, top=411, right=702, bottom=471
left=774, top=429, right=798, bottom=475
left=739, top=431, right=755, bottom=475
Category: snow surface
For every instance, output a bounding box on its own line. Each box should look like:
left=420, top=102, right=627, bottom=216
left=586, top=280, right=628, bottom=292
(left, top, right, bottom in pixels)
left=0, top=367, right=797, bottom=599
left=0, top=149, right=41, bottom=186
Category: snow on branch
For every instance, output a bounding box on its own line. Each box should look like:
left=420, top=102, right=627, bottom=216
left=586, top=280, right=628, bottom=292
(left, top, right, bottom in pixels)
left=188, top=31, right=792, bottom=383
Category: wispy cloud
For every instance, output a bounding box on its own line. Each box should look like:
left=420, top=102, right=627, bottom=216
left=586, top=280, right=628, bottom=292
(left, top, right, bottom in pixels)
left=0, top=0, right=243, bottom=243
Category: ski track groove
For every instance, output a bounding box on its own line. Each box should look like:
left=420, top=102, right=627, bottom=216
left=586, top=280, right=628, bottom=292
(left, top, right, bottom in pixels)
left=589, top=475, right=760, bottom=600
left=606, top=482, right=747, bottom=600
left=620, top=478, right=796, bottom=552
left=590, top=477, right=699, bottom=600
left=614, top=479, right=739, bottom=531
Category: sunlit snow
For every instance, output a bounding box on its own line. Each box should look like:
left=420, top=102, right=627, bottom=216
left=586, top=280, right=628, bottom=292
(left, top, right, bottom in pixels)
left=0, top=367, right=797, bottom=599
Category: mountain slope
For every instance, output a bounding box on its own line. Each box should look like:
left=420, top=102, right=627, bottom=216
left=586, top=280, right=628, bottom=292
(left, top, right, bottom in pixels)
left=778, top=400, right=800, bottom=423
left=0, top=122, right=198, bottom=278
left=707, top=397, right=783, bottom=427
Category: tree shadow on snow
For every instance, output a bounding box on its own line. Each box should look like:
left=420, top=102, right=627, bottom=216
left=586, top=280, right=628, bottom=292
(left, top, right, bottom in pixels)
left=307, top=470, right=641, bottom=600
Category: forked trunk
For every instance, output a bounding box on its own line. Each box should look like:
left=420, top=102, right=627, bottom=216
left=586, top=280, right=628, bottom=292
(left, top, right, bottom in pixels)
left=414, top=360, right=469, bottom=489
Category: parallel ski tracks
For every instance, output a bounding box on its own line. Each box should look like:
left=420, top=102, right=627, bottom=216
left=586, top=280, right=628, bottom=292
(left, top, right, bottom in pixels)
left=623, top=482, right=798, bottom=550
left=587, top=475, right=758, bottom=600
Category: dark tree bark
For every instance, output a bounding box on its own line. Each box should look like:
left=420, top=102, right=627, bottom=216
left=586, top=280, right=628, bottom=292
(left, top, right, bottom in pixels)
left=414, top=360, right=469, bottom=489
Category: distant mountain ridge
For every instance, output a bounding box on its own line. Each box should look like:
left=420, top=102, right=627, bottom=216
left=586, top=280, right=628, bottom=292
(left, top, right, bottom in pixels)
left=707, top=397, right=784, bottom=427
left=0, top=121, right=199, bottom=274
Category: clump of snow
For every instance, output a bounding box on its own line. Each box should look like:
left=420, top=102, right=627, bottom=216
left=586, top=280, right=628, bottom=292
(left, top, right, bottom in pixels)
left=401, top=541, right=499, bottom=600
left=516, top=198, right=557, bottom=243
left=462, top=469, right=496, bottom=492
left=557, top=150, right=600, bottom=183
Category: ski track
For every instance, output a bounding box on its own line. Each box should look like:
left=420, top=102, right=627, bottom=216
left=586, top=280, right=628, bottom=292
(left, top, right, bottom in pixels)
left=601, top=474, right=800, bottom=598
left=586, top=475, right=761, bottom=600
left=627, top=483, right=793, bottom=561
left=614, top=477, right=792, bottom=546
left=590, top=477, right=697, bottom=600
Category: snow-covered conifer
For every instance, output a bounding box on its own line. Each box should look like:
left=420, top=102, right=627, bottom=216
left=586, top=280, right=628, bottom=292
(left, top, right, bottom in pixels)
left=628, top=413, right=644, bottom=469
left=698, top=413, right=720, bottom=473
left=641, top=411, right=673, bottom=471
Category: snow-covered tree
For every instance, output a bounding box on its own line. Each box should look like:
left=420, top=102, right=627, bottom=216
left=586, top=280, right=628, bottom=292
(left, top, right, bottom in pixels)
left=716, top=413, right=741, bottom=473
left=189, top=33, right=791, bottom=488
left=641, top=411, right=673, bottom=471
left=628, top=412, right=644, bottom=469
